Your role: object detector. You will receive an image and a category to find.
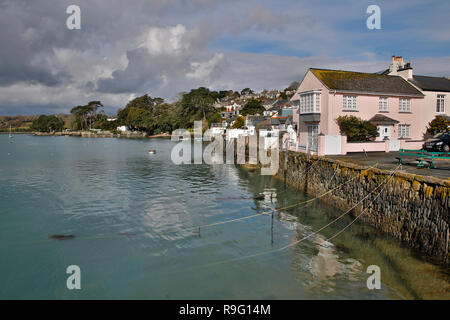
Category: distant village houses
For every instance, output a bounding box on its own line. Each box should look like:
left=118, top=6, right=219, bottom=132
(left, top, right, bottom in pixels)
left=212, top=56, right=449, bottom=154
left=289, top=56, right=450, bottom=155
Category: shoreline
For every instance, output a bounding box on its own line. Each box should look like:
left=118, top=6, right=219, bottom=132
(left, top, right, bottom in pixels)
left=0, top=132, right=33, bottom=134
left=29, top=131, right=172, bottom=139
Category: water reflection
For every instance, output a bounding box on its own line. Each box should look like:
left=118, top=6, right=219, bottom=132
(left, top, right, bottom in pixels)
left=0, top=136, right=448, bottom=299
left=236, top=165, right=449, bottom=299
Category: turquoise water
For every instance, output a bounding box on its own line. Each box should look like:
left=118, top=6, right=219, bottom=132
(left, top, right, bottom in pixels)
left=0, top=135, right=448, bottom=299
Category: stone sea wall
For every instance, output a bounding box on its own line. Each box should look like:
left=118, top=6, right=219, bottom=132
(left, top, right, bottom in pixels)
left=276, top=151, right=449, bottom=265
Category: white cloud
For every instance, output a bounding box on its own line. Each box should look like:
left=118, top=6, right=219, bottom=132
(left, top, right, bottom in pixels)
left=186, top=53, right=224, bottom=80
left=141, top=24, right=189, bottom=56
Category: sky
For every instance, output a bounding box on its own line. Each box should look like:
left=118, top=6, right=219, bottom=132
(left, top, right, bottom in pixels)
left=1, top=0, right=450, bottom=115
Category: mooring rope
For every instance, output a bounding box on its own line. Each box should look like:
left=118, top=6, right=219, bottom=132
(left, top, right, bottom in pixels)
left=275, top=163, right=379, bottom=211
left=192, top=164, right=400, bottom=269
left=205, top=160, right=376, bottom=234
left=60, top=211, right=272, bottom=242
left=277, top=163, right=400, bottom=250
left=43, top=162, right=381, bottom=243
left=49, top=160, right=345, bottom=241
left=325, top=165, right=401, bottom=242
left=325, top=163, right=340, bottom=189
left=41, top=161, right=382, bottom=245
left=183, top=212, right=271, bottom=231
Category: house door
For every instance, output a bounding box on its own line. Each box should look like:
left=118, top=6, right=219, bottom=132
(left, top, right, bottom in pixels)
left=307, top=125, right=319, bottom=151
left=378, top=125, right=391, bottom=140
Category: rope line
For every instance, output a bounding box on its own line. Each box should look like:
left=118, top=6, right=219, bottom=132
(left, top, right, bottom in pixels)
left=57, top=161, right=371, bottom=240
left=325, top=163, right=340, bottom=189
left=183, top=212, right=270, bottom=231
left=278, top=163, right=400, bottom=250
left=326, top=165, right=400, bottom=242
left=195, top=164, right=400, bottom=269
left=44, top=163, right=380, bottom=242
left=42, top=162, right=383, bottom=247
left=275, top=163, right=379, bottom=211
left=69, top=212, right=272, bottom=241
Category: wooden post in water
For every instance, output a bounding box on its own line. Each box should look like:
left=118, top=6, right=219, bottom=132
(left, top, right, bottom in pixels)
left=271, top=211, right=274, bottom=246
left=304, top=159, right=311, bottom=194
left=283, top=148, right=288, bottom=189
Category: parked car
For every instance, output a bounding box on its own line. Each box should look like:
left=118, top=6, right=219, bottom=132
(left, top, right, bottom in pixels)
left=423, top=132, right=450, bottom=152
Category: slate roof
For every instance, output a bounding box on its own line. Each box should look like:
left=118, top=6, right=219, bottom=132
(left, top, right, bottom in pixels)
left=267, top=105, right=281, bottom=112
left=277, top=109, right=294, bottom=117
left=255, top=119, right=273, bottom=130
left=310, top=68, right=424, bottom=97
left=271, top=118, right=284, bottom=125
left=271, top=115, right=293, bottom=125
left=410, top=75, right=450, bottom=92
left=246, top=115, right=268, bottom=126
left=369, top=114, right=399, bottom=125
left=272, top=100, right=292, bottom=108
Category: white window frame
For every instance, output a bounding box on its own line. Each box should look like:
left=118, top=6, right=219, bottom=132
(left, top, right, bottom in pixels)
left=437, top=95, right=445, bottom=113
left=299, top=91, right=321, bottom=114
left=398, top=124, right=410, bottom=139
left=399, top=98, right=411, bottom=112
left=379, top=97, right=388, bottom=112
left=343, top=95, right=357, bottom=111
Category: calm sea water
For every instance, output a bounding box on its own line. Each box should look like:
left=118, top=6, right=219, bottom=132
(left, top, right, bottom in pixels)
left=0, top=134, right=448, bottom=299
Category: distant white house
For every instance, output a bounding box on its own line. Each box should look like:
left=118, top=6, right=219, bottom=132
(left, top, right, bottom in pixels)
left=210, top=122, right=227, bottom=136
left=225, top=127, right=255, bottom=141
left=117, top=125, right=129, bottom=132
left=259, top=128, right=279, bottom=138
left=222, top=103, right=241, bottom=119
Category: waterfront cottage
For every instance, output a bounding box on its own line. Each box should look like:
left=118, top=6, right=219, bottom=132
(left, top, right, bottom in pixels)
left=290, top=68, right=424, bottom=155
left=384, top=56, right=450, bottom=136
left=117, top=125, right=129, bottom=132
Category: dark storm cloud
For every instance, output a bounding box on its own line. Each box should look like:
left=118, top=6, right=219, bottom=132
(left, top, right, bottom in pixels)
left=0, top=0, right=69, bottom=86
left=0, top=0, right=449, bottom=115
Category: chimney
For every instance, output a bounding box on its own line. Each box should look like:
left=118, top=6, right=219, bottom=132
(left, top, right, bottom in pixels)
left=388, top=56, right=405, bottom=75
left=398, top=61, right=413, bottom=80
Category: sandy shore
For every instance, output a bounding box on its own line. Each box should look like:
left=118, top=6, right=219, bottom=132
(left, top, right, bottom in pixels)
left=148, top=133, right=171, bottom=138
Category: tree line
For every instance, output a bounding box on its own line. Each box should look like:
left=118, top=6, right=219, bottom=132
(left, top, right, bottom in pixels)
left=30, top=82, right=302, bottom=134
left=31, top=87, right=231, bottom=134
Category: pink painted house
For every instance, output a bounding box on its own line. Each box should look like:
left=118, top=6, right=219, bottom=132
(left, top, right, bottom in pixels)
left=291, top=68, right=425, bottom=155
left=382, top=56, right=450, bottom=136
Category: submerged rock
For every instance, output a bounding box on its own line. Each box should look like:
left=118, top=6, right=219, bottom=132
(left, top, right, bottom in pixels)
left=335, top=243, right=351, bottom=254
left=49, top=234, right=75, bottom=240
left=119, top=232, right=137, bottom=236
left=253, top=194, right=265, bottom=201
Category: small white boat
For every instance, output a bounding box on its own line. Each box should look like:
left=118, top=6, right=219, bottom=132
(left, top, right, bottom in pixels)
left=148, top=149, right=156, bottom=154
left=9, top=125, right=13, bottom=142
